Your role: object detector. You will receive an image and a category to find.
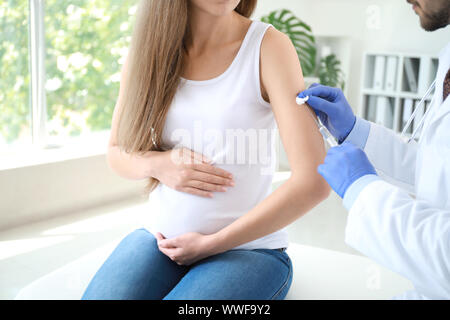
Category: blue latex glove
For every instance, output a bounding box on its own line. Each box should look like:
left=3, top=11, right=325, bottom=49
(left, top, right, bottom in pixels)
left=298, top=84, right=356, bottom=143
left=318, top=142, right=377, bottom=198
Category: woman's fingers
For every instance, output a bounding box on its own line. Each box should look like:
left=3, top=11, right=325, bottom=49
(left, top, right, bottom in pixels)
left=158, top=247, right=183, bottom=264
left=154, top=232, right=166, bottom=242
left=175, top=148, right=233, bottom=179
left=180, top=187, right=214, bottom=198
left=190, top=150, right=212, bottom=164
left=188, top=180, right=228, bottom=192
left=186, top=169, right=236, bottom=192
left=190, top=171, right=234, bottom=187
left=178, top=148, right=212, bottom=164
left=158, top=237, right=178, bottom=248
left=191, top=163, right=234, bottom=180
left=186, top=164, right=235, bottom=193
left=169, top=148, right=235, bottom=196
left=171, top=148, right=212, bottom=165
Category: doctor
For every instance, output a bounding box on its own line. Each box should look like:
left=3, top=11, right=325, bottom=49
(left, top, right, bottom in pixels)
left=297, top=0, right=450, bottom=299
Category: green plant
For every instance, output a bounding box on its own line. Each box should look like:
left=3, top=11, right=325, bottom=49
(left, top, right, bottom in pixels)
left=261, top=9, right=345, bottom=89
left=318, top=54, right=345, bottom=90
left=261, top=9, right=316, bottom=77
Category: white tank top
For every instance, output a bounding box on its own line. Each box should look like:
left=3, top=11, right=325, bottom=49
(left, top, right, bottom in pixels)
left=146, top=20, right=289, bottom=250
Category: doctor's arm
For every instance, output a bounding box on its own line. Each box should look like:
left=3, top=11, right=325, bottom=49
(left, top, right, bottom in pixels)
left=349, top=119, right=418, bottom=192
left=345, top=178, right=450, bottom=299
left=298, top=86, right=418, bottom=192
left=318, top=140, right=450, bottom=298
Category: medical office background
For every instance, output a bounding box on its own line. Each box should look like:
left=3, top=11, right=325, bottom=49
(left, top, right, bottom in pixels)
left=1, top=0, right=449, bottom=300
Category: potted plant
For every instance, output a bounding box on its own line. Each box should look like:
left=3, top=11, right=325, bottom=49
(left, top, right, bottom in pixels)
left=261, top=9, right=345, bottom=89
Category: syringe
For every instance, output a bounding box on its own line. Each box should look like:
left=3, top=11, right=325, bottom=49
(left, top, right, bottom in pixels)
left=296, top=96, right=338, bottom=148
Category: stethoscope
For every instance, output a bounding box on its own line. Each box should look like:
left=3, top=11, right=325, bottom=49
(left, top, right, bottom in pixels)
left=401, top=79, right=437, bottom=143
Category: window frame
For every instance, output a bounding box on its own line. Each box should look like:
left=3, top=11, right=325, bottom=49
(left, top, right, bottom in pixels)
left=28, top=0, right=48, bottom=148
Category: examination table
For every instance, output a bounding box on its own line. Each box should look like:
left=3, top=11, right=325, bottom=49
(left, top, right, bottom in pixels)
left=15, top=239, right=413, bottom=300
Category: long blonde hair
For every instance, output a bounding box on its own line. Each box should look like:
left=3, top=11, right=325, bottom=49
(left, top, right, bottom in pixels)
left=116, top=0, right=257, bottom=194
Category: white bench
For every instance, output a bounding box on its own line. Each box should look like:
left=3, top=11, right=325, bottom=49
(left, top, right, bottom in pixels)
left=15, top=240, right=413, bottom=300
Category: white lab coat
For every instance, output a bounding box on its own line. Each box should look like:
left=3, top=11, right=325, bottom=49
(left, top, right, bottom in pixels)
left=345, top=42, right=450, bottom=300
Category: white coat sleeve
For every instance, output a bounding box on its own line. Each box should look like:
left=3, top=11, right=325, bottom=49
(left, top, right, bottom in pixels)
left=345, top=118, right=418, bottom=193
left=345, top=179, right=450, bottom=299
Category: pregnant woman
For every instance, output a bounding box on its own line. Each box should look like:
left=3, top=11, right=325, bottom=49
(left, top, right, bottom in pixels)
left=82, top=0, right=330, bottom=300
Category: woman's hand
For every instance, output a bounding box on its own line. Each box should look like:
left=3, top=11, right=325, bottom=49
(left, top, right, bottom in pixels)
left=155, top=232, right=219, bottom=266
left=152, top=147, right=235, bottom=198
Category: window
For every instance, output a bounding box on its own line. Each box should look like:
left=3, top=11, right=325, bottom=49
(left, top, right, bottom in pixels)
left=0, top=0, right=137, bottom=155
left=0, top=0, right=31, bottom=153
left=44, top=0, right=137, bottom=146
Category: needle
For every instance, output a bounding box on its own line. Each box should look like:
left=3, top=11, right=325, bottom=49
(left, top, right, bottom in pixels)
left=296, top=95, right=338, bottom=148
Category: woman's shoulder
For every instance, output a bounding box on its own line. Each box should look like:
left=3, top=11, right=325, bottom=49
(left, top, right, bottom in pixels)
left=259, top=24, right=300, bottom=74
left=259, top=23, right=304, bottom=98
left=260, top=24, right=294, bottom=55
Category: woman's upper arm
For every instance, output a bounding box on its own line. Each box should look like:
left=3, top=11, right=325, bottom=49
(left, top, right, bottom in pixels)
left=260, top=28, right=328, bottom=186
left=108, top=55, right=130, bottom=148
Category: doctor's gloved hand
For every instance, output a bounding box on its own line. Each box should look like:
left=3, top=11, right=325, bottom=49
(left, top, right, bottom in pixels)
left=318, top=142, right=377, bottom=198
left=298, top=84, right=356, bottom=143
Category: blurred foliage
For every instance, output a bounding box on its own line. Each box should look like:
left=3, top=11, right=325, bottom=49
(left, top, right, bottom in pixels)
left=0, top=0, right=137, bottom=144
left=0, top=0, right=30, bottom=144
left=319, top=54, right=346, bottom=90
left=261, top=8, right=345, bottom=89
left=261, top=9, right=316, bottom=77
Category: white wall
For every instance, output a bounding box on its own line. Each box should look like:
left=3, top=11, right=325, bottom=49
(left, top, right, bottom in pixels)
left=254, top=0, right=450, bottom=110
left=0, top=156, right=146, bottom=230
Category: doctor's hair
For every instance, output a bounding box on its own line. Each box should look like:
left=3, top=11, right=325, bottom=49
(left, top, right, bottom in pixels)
left=115, top=0, right=257, bottom=195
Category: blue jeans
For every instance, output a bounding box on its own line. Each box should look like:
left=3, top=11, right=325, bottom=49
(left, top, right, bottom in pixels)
left=81, top=228, right=293, bottom=300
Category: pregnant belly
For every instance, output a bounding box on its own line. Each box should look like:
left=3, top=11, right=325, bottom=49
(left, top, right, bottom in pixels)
left=146, top=165, right=273, bottom=238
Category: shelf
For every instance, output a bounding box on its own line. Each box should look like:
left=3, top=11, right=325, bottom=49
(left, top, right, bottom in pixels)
left=363, top=95, right=395, bottom=129
left=401, top=57, right=420, bottom=94
left=361, top=90, right=433, bottom=101
left=398, top=91, right=433, bottom=101
left=360, top=52, right=438, bottom=133
left=362, top=89, right=397, bottom=97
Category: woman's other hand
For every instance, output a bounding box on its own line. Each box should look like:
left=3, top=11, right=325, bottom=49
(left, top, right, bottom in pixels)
left=152, top=147, right=235, bottom=198
left=155, top=232, right=218, bottom=265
